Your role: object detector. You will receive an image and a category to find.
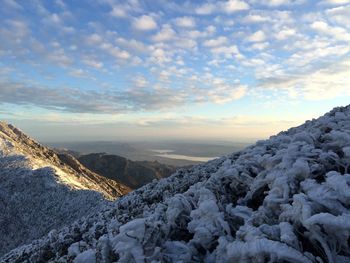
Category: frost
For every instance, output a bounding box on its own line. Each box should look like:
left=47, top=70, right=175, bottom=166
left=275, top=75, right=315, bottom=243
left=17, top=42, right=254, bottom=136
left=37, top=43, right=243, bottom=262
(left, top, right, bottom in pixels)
left=2, top=105, right=350, bottom=262
left=74, top=249, right=96, bottom=263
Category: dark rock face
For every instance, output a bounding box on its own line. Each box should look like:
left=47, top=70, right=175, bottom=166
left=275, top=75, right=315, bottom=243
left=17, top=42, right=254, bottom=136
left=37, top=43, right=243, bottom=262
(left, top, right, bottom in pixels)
left=78, top=153, right=176, bottom=189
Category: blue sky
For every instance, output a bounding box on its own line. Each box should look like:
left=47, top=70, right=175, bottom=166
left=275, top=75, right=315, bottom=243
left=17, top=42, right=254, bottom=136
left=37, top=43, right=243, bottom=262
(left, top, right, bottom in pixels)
left=0, top=0, right=349, bottom=142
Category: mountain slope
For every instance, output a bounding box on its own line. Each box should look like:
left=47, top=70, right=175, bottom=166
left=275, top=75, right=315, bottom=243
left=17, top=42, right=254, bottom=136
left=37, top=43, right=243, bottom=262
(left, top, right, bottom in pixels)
left=0, top=122, right=130, bottom=198
left=0, top=122, right=129, bottom=256
left=2, top=105, right=350, bottom=262
left=78, top=153, right=176, bottom=189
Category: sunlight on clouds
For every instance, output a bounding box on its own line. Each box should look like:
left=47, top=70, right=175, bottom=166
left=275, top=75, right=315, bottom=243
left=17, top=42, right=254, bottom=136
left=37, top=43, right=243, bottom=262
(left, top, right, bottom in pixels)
left=0, top=0, right=349, bottom=140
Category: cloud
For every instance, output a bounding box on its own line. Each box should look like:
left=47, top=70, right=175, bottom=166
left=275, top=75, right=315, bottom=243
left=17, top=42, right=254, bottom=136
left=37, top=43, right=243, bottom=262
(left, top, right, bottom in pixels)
left=255, top=0, right=305, bottom=6
left=310, top=20, right=350, bottom=41
left=320, top=0, right=350, bottom=5
left=326, top=5, right=350, bottom=27
left=247, top=30, right=266, bottom=42
left=0, top=75, right=247, bottom=115
left=133, top=15, right=157, bottom=31
left=195, top=3, right=217, bottom=15
left=82, top=57, right=104, bottom=69
left=275, top=27, right=296, bottom=40
left=195, top=0, right=249, bottom=15
left=85, top=34, right=131, bottom=61
left=258, top=57, right=350, bottom=100
left=69, top=68, right=91, bottom=78
left=85, top=33, right=103, bottom=45
left=46, top=48, right=72, bottom=66
left=3, top=0, right=22, bottom=10
left=203, top=36, right=228, bottom=47
left=242, top=14, right=271, bottom=23
left=174, top=16, right=196, bottom=28
left=116, top=38, right=149, bottom=53
left=221, top=0, right=250, bottom=13
left=152, top=24, right=176, bottom=42
left=250, top=42, right=269, bottom=50
left=110, top=6, right=128, bottom=18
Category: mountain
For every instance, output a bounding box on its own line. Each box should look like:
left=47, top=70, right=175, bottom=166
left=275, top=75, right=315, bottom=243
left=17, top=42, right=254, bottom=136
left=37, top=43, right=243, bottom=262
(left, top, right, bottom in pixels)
left=2, top=105, right=350, bottom=262
left=0, top=122, right=130, bottom=256
left=78, top=153, right=176, bottom=189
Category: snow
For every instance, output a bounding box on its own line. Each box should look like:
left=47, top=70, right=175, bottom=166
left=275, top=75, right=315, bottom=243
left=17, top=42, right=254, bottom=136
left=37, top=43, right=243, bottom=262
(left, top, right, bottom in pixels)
left=2, top=105, right=350, bottom=262
left=0, top=122, right=127, bottom=256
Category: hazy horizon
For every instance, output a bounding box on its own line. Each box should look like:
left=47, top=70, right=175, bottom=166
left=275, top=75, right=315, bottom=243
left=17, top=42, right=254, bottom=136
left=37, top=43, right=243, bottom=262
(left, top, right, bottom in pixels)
left=1, top=1, right=350, bottom=141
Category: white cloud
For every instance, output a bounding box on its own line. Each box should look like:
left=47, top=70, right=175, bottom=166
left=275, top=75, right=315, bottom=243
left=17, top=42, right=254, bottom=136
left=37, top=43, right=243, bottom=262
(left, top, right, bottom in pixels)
left=152, top=24, right=176, bottom=42
left=86, top=33, right=103, bottom=45
left=195, top=1, right=249, bottom=15
left=116, top=38, right=149, bottom=53
left=133, top=76, right=148, bottom=88
left=258, top=58, right=350, bottom=101
left=257, top=0, right=305, bottom=6
left=82, top=57, right=104, bottom=69
left=203, top=36, right=228, bottom=47
left=69, top=68, right=90, bottom=78
left=100, top=42, right=131, bottom=60
left=242, top=14, right=270, bottom=23
left=247, top=30, right=266, bottom=42
left=110, top=6, right=127, bottom=18
left=133, top=15, right=157, bottom=31
left=210, top=45, right=242, bottom=59
left=174, top=16, right=196, bottom=28
left=275, top=27, right=296, bottom=40
left=209, top=85, right=247, bottom=104
left=326, top=5, right=350, bottom=27
left=251, top=42, right=269, bottom=50
left=311, top=20, right=350, bottom=41
left=221, top=0, right=250, bottom=13
left=195, top=3, right=216, bottom=15
left=320, top=0, right=350, bottom=5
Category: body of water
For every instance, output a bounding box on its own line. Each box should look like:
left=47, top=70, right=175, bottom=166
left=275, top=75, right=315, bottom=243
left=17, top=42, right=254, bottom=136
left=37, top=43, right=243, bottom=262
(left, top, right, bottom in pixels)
left=150, top=149, right=217, bottom=162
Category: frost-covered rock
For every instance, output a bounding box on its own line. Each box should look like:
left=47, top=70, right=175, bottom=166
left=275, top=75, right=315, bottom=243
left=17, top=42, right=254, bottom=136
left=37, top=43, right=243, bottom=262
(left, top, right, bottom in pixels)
left=0, top=122, right=129, bottom=256
left=2, top=105, right=350, bottom=262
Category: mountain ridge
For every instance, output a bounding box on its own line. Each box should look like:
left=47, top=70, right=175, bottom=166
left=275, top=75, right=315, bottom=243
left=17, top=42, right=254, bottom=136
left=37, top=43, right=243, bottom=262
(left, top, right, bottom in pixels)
left=2, top=105, right=350, bottom=262
left=0, top=121, right=130, bottom=198
left=0, top=121, right=130, bottom=256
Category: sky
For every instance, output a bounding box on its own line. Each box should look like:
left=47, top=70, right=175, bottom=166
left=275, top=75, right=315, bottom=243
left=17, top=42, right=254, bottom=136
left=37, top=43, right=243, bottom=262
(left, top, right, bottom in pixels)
left=0, top=0, right=350, bottom=142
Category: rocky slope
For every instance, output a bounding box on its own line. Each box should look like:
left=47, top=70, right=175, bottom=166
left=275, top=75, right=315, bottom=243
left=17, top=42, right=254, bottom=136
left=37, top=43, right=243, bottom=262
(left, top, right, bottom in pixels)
left=2, top=105, right=350, bottom=262
left=0, top=122, right=129, bottom=256
left=78, top=153, right=176, bottom=189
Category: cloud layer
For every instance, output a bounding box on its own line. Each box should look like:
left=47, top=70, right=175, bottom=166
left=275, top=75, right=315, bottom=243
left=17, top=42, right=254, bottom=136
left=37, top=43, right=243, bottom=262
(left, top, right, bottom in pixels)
left=0, top=0, right=349, bottom=118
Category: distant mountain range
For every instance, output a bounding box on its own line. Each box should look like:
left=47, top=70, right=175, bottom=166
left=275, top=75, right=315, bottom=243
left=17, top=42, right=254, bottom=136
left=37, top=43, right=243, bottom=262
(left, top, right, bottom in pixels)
left=77, top=153, right=176, bottom=189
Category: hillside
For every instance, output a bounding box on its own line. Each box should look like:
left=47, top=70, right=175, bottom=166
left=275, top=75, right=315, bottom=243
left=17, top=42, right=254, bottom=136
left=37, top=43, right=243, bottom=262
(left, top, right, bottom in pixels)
left=2, top=105, right=350, bottom=262
left=0, top=122, right=130, bottom=256
left=78, top=153, right=176, bottom=189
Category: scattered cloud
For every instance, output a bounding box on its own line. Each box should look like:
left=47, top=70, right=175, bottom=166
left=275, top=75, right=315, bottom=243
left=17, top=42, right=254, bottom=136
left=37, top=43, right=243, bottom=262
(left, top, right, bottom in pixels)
left=311, top=20, right=350, bottom=41
left=203, top=36, right=228, bottom=47
left=195, top=3, right=217, bottom=15
left=247, top=30, right=266, bottom=42
left=174, top=16, right=196, bottom=28
left=0, top=0, right=349, bottom=132
left=132, top=15, right=157, bottom=31
left=152, top=24, right=176, bottom=42
left=222, top=0, right=250, bottom=13
left=320, top=0, right=350, bottom=6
